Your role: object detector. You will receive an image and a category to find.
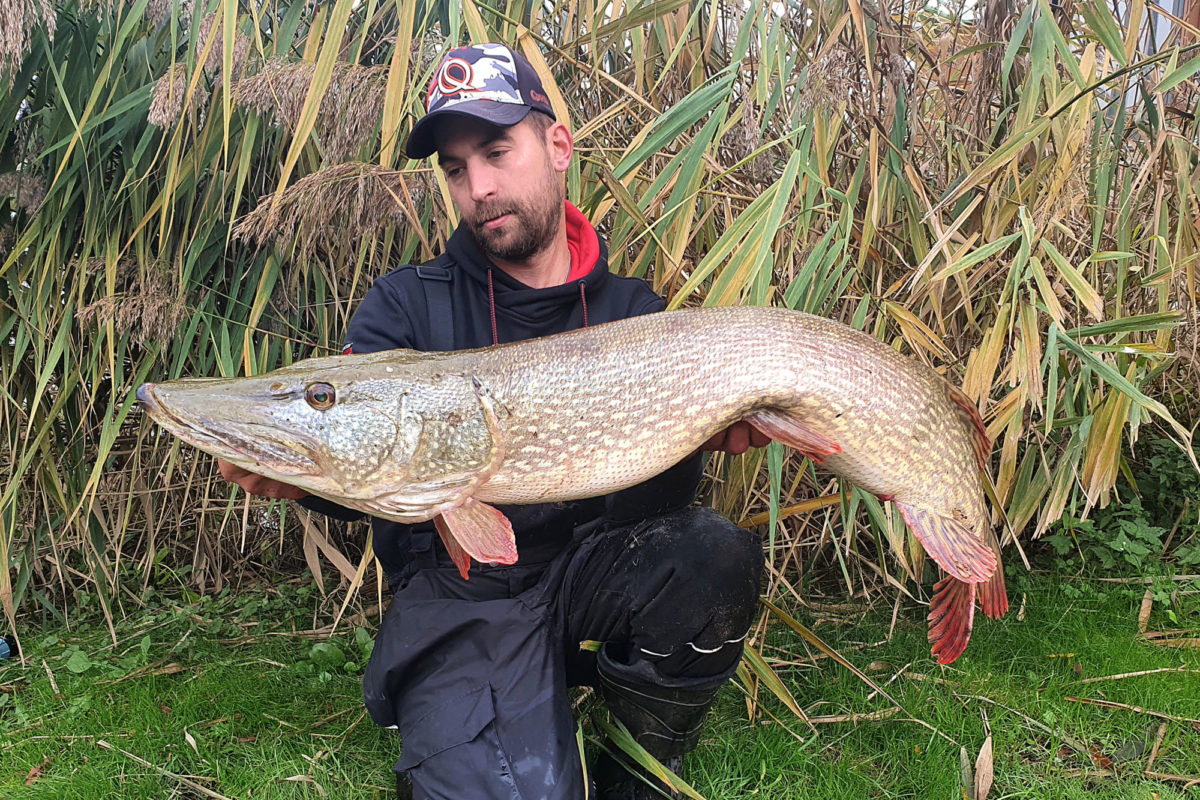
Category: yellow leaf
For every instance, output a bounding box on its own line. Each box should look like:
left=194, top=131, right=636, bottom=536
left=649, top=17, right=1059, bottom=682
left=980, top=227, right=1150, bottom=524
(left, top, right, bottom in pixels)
left=517, top=29, right=571, bottom=131
left=460, top=0, right=489, bottom=43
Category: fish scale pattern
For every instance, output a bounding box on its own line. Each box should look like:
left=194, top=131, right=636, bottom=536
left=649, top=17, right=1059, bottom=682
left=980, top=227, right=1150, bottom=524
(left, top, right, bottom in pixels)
left=470, top=307, right=987, bottom=553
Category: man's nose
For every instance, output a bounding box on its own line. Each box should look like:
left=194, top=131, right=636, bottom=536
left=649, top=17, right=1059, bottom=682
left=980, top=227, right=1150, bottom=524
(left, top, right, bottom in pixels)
left=467, top=165, right=498, bottom=203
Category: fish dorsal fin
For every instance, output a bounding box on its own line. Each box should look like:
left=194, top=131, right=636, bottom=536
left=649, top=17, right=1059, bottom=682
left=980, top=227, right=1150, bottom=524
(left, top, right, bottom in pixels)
left=946, top=383, right=991, bottom=472
left=895, top=502, right=996, bottom=584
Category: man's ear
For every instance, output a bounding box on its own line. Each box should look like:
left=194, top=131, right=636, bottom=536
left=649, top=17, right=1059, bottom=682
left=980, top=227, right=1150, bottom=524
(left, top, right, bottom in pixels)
left=546, top=121, right=573, bottom=173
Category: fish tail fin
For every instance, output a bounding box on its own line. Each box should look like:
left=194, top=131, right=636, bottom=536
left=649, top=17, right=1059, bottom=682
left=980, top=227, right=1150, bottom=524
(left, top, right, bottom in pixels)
left=979, top=528, right=1009, bottom=619
left=946, top=383, right=991, bottom=471
left=434, top=498, right=518, bottom=580
left=745, top=409, right=842, bottom=464
left=896, top=502, right=997, bottom=583
left=928, top=576, right=976, bottom=665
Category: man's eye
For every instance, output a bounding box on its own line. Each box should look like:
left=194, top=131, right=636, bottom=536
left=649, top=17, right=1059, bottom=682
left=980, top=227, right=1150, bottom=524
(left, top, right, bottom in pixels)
left=488, top=149, right=506, bottom=159
left=445, top=167, right=462, bottom=179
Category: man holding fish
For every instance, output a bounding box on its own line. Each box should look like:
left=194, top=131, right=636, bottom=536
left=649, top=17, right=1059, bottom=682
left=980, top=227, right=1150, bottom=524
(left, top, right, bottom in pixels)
left=220, top=43, right=767, bottom=800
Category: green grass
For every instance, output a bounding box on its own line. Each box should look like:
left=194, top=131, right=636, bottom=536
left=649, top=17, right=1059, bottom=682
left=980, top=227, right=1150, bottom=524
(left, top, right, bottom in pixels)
left=2, top=569, right=1198, bottom=799
left=697, top=569, right=1200, bottom=799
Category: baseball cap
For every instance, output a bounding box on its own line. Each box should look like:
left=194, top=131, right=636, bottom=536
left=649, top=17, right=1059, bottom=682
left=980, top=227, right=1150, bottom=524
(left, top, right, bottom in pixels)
left=404, top=43, right=557, bottom=159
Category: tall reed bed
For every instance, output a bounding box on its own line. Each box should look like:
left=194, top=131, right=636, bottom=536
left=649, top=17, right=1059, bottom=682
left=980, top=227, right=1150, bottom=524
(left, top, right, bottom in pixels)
left=1, top=1, right=1196, bottom=670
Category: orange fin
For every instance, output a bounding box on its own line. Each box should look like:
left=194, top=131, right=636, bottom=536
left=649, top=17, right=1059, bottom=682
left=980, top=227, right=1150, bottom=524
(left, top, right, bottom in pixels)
left=895, top=502, right=996, bottom=583
left=928, top=576, right=976, bottom=665
left=979, top=528, right=1009, bottom=619
left=433, top=515, right=473, bottom=580
left=435, top=498, right=518, bottom=580
left=946, top=384, right=991, bottom=471
left=745, top=410, right=842, bottom=464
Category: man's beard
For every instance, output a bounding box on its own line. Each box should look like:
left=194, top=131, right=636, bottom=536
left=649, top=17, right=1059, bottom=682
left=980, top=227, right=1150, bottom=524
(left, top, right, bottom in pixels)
left=468, top=174, right=564, bottom=263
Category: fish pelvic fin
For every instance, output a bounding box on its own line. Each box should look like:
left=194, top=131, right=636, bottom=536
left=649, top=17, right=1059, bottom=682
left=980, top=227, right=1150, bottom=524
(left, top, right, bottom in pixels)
left=433, top=515, right=472, bottom=580
left=895, top=502, right=996, bottom=584
left=436, top=498, right=518, bottom=580
left=946, top=383, right=991, bottom=472
left=744, top=409, right=842, bottom=464
left=928, top=576, right=975, bottom=665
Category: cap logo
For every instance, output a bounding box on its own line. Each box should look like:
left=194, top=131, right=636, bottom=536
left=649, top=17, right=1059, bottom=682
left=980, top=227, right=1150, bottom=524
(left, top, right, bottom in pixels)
left=433, top=57, right=480, bottom=100
left=425, top=44, right=527, bottom=113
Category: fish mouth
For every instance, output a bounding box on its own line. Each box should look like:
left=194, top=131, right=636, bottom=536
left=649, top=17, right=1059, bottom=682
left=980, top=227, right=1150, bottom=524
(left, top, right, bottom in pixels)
left=136, top=382, right=320, bottom=476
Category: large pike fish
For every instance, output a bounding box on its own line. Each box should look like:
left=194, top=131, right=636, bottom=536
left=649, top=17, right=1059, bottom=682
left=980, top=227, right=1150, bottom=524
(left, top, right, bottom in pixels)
left=137, top=306, right=1007, bottom=663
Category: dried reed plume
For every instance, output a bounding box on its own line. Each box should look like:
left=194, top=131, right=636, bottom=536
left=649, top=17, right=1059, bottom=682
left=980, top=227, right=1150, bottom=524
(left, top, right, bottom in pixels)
left=148, top=62, right=209, bottom=127
left=1, top=0, right=55, bottom=87
left=235, top=60, right=390, bottom=161
left=196, top=11, right=251, bottom=80
left=722, top=94, right=776, bottom=187
left=410, top=32, right=445, bottom=73
left=0, top=171, right=46, bottom=214
left=797, top=47, right=859, bottom=117
left=76, top=260, right=190, bottom=346
left=233, top=162, right=411, bottom=263
left=80, top=0, right=192, bottom=25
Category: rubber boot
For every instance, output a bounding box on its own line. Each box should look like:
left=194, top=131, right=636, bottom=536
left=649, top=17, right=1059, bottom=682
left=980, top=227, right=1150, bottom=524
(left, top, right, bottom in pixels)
left=593, top=648, right=727, bottom=800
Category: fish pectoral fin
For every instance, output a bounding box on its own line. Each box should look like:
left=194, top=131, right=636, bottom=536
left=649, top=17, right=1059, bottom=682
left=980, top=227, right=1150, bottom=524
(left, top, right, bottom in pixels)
left=435, top=498, right=518, bottom=580
left=744, top=409, right=842, bottom=463
left=928, top=576, right=975, bottom=665
left=895, top=502, right=996, bottom=584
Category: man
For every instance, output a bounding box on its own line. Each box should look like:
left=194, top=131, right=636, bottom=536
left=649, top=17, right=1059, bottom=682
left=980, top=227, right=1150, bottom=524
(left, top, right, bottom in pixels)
left=221, top=43, right=767, bottom=800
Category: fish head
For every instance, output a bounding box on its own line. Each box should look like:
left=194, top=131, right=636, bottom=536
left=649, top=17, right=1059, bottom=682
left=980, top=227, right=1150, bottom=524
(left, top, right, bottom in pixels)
left=136, top=352, right=429, bottom=498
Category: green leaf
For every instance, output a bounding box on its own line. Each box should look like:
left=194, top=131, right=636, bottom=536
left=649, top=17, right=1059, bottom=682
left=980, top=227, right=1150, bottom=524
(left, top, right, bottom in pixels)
left=309, top=642, right=346, bottom=670
left=593, top=716, right=707, bottom=800
left=740, top=646, right=808, bottom=725
left=1066, top=311, right=1182, bottom=338
left=1155, top=50, right=1200, bottom=94
left=1079, top=2, right=1129, bottom=67
left=65, top=650, right=93, bottom=674
left=614, top=68, right=737, bottom=180
left=1053, top=326, right=1191, bottom=443
left=931, top=232, right=1023, bottom=282
left=1040, top=240, right=1104, bottom=319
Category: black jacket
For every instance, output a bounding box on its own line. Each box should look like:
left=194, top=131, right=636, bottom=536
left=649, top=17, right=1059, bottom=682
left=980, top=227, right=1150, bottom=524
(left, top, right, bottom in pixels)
left=300, top=219, right=703, bottom=584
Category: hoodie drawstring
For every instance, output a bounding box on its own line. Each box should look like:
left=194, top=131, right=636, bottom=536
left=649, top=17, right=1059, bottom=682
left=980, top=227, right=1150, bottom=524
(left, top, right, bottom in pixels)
left=487, top=268, right=499, bottom=346
left=485, top=269, right=589, bottom=347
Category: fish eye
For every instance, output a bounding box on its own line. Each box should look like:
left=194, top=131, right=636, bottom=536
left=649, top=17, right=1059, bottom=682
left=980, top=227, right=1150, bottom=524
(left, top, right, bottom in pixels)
left=305, top=383, right=336, bottom=410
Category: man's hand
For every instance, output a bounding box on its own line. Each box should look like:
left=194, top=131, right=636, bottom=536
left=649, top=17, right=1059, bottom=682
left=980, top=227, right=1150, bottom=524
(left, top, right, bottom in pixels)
left=701, top=421, right=771, bottom=455
left=218, top=459, right=309, bottom=500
